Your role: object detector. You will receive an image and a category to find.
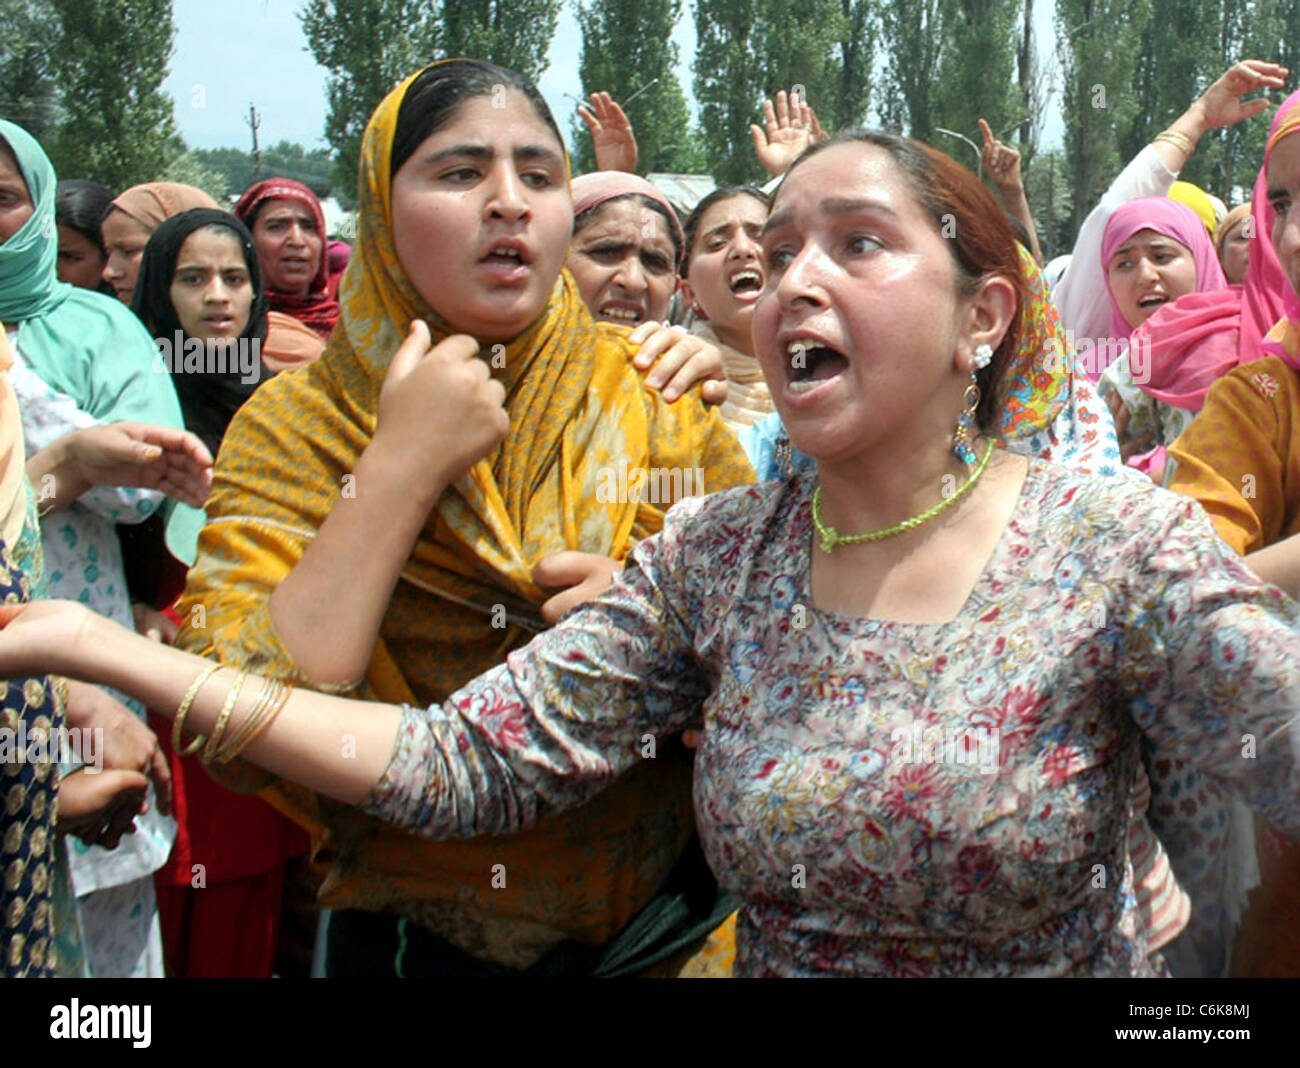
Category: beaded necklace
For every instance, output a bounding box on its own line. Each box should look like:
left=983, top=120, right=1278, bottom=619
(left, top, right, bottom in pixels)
left=811, top=439, right=996, bottom=553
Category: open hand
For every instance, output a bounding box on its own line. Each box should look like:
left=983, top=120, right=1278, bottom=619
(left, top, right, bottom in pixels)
left=1194, top=60, right=1288, bottom=129
left=64, top=422, right=213, bottom=507
left=629, top=321, right=728, bottom=404
left=579, top=91, right=639, bottom=174
left=750, top=90, right=823, bottom=177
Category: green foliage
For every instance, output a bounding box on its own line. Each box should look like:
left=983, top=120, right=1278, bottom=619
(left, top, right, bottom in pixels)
left=441, top=0, right=560, bottom=83
left=189, top=142, right=336, bottom=200
left=300, top=0, right=439, bottom=201
left=932, top=0, right=1022, bottom=156
left=571, top=0, right=696, bottom=175
left=693, top=0, right=855, bottom=185
left=1055, top=0, right=1152, bottom=232
left=160, top=150, right=228, bottom=204
left=0, top=0, right=60, bottom=143
left=877, top=0, right=950, bottom=140
left=45, top=0, right=184, bottom=189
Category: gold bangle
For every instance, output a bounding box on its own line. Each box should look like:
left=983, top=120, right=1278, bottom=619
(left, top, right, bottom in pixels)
left=172, top=663, right=222, bottom=758
left=201, top=669, right=248, bottom=763
left=213, top=675, right=281, bottom=764
left=215, top=676, right=290, bottom=764
left=1154, top=130, right=1195, bottom=156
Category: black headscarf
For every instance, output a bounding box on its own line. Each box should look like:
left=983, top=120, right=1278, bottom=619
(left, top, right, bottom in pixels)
left=130, top=208, right=272, bottom=454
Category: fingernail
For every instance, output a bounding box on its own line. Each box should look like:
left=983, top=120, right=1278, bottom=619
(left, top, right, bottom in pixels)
left=664, top=387, right=678, bottom=401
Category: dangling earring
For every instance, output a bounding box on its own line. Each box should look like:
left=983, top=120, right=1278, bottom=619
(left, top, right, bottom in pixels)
left=952, top=344, right=992, bottom=466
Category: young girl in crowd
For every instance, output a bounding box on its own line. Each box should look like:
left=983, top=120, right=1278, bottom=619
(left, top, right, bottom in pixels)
left=126, top=207, right=311, bottom=977
left=679, top=187, right=778, bottom=436
left=170, top=59, right=752, bottom=978
left=10, top=127, right=1300, bottom=977
left=1051, top=59, right=1286, bottom=374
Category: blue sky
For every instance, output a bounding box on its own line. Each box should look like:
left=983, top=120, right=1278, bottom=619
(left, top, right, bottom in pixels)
left=164, top=0, right=1065, bottom=157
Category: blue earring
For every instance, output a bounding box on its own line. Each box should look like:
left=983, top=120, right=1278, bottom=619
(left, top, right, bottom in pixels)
left=952, top=345, right=991, bottom=465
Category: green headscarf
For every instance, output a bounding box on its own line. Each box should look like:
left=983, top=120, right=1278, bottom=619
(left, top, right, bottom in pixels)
left=0, top=118, right=182, bottom=429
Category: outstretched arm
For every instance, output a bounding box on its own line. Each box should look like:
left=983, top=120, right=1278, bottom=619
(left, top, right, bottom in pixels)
left=0, top=500, right=714, bottom=835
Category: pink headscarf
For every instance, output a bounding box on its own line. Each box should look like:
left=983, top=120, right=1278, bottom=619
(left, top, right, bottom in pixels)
left=1100, top=197, right=1227, bottom=342
left=570, top=171, right=684, bottom=258
left=1246, top=88, right=1300, bottom=367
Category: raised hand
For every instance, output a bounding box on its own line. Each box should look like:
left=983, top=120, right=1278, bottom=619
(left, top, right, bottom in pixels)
left=1193, top=60, right=1288, bottom=129
left=579, top=91, right=639, bottom=174
left=978, top=118, right=1023, bottom=194
left=629, top=321, right=729, bottom=404
left=375, top=320, right=509, bottom=493
left=750, top=89, right=820, bottom=177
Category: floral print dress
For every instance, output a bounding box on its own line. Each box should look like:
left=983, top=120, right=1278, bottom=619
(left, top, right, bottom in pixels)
left=366, top=459, right=1300, bottom=977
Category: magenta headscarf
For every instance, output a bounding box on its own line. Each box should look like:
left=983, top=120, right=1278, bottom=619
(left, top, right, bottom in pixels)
left=1100, top=197, right=1227, bottom=342
left=1245, top=88, right=1300, bottom=367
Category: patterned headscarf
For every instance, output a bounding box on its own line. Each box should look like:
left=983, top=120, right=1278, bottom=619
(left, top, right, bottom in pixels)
left=234, top=178, right=340, bottom=339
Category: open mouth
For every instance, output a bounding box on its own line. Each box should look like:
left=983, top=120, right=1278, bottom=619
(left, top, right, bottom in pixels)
left=1137, top=294, right=1168, bottom=311
left=786, top=338, right=849, bottom=393
left=599, top=304, right=642, bottom=324
left=480, top=240, right=532, bottom=268
left=729, top=269, right=762, bottom=295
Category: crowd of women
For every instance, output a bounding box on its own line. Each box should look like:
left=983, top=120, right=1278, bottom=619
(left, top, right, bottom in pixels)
left=2, top=50, right=1300, bottom=979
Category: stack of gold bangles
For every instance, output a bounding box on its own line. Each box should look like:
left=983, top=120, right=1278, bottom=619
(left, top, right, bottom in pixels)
left=1153, top=129, right=1195, bottom=156
left=172, top=664, right=291, bottom=765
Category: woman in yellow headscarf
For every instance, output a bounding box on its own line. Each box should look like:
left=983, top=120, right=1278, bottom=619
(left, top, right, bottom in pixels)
left=174, top=59, right=752, bottom=977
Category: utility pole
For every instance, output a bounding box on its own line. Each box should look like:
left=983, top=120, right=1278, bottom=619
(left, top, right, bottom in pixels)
left=247, top=103, right=262, bottom=180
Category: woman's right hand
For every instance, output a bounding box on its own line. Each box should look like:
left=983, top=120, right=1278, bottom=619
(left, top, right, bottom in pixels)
left=1189, top=60, right=1287, bottom=132
left=375, top=320, right=509, bottom=491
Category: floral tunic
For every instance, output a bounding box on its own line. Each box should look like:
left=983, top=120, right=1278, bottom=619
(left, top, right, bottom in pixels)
left=366, top=458, right=1300, bottom=977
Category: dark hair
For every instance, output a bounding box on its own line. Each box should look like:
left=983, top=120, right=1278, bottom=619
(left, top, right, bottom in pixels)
left=779, top=129, right=1027, bottom=434
left=681, top=185, right=770, bottom=275
left=391, top=60, right=564, bottom=178
left=55, top=178, right=114, bottom=254
left=573, top=194, right=683, bottom=265
left=130, top=208, right=271, bottom=454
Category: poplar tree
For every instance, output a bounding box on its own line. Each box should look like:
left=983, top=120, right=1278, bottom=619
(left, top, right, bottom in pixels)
left=571, top=0, right=697, bottom=174
left=46, top=0, right=183, bottom=189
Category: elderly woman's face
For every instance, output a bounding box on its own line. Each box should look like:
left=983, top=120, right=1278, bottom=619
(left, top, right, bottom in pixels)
left=1218, top=215, right=1251, bottom=285
left=390, top=91, right=572, bottom=343
left=0, top=145, right=34, bottom=246
left=566, top=198, right=677, bottom=325
left=753, top=142, right=970, bottom=463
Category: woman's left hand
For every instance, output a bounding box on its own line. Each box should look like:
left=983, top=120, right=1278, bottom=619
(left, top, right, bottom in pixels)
left=628, top=322, right=728, bottom=404
left=533, top=551, right=622, bottom=625
left=1192, top=60, right=1288, bottom=130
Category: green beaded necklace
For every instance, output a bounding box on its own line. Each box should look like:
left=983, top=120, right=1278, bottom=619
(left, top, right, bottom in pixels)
left=811, top=439, right=996, bottom=553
